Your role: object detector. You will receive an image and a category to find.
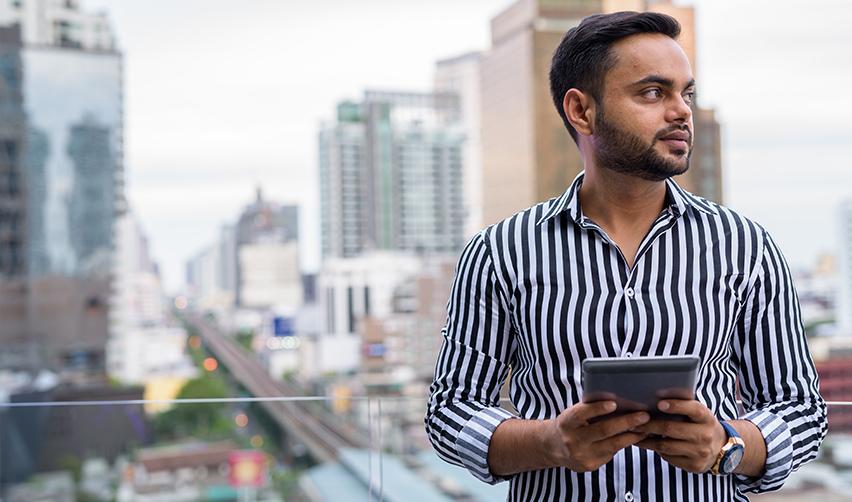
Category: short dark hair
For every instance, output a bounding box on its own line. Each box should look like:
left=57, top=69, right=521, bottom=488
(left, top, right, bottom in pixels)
left=549, top=11, right=681, bottom=143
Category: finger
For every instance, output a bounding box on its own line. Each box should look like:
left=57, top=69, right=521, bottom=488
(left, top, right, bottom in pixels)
left=657, top=399, right=711, bottom=422
left=632, top=419, right=694, bottom=440
left=586, top=412, right=650, bottom=441
left=598, top=431, right=647, bottom=456
left=634, top=437, right=695, bottom=457
left=564, top=401, right=617, bottom=427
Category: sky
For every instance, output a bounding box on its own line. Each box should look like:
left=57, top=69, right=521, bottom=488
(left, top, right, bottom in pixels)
left=84, top=0, right=852, bottom=293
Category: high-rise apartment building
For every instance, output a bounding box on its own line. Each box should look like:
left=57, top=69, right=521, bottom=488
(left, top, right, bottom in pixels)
left=0, top=0, right=115, bottom=51
left=0, top=1, right=122, bottom=375
left=319, top=91, right=466, bottom=259
left=0, top=25, right=25, bottom=280
left=480, top=0, right=723, bottom=226
left=435, top=52, right=484, bottom=238
left=0, top=25, right=28, bottom=368
left=234, top=188, right=300, bottom=309
left=839, top=200, right=852, bottom=333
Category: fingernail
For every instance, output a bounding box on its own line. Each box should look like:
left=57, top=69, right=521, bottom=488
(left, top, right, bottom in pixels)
left=606, top=402, right=617, bottom=412
left=659, top=401, right=670, bottom=411
left=637, top=413, right=650, bottom=423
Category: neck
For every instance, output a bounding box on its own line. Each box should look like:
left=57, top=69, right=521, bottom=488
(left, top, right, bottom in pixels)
left=579, top=166, right=668, bottom=231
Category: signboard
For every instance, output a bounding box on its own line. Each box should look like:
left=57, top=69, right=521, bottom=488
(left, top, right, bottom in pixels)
left=228, top=450, right=267, bottom=488
left=272, top=316, right=294, bottom=337
left=364, top=343, right=386, bottom=358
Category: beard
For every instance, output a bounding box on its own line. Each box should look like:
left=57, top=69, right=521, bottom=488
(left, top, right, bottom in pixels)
left=593, top=108, right=692, bottom=182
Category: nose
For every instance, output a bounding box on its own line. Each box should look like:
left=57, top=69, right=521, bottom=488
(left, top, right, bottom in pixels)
left=666, top=94, right=692, bottom=124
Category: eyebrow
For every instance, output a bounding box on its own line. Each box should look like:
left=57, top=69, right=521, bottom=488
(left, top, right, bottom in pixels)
left=632, top=75, right=696, bottom=90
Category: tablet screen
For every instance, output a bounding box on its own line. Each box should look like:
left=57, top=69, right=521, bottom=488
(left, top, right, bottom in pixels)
left=581, top=355, right=699, bottom=419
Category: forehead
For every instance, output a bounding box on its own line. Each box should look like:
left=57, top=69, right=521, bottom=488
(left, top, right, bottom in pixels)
left=605, top=33, right=694, bottom=88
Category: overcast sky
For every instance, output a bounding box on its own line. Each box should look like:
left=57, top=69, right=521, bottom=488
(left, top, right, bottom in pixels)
left=84, top=0, right=852, bottom=293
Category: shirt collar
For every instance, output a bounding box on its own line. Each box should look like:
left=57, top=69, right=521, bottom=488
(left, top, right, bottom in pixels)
left=535, top=171, right=718, bottom=226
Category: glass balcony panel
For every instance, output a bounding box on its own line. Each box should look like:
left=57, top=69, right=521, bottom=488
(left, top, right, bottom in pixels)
left=1, top=399, right=849, bottom=500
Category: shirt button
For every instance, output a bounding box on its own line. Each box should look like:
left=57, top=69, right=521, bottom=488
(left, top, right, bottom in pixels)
left=625, top=287, right=635, bottom=298
left=625, top=352, right=633, bottom=358
left=625, top=492, right=635, bottom=502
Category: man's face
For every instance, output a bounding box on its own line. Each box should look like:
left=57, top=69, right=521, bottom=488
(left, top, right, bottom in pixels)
left=590, top=33, right=696, bottom=182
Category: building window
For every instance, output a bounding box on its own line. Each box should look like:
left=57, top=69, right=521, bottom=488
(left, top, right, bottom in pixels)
left=347, top=286, right=355, bottom=334
left=326, top=287, right=335, bottom=333
left=364, top=286, right=371, bottom=316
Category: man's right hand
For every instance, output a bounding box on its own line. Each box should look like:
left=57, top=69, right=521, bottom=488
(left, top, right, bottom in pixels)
left=487, top=400, right=650, bottom=477
left=545, top=401, right=650, bottom=472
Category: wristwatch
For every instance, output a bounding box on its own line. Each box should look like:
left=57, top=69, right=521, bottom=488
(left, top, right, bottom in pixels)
left=710, top=421, right=746, bottom=475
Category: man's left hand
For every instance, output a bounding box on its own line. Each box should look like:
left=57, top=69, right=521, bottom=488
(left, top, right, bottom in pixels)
left=633, top=399, right=727, bottom=473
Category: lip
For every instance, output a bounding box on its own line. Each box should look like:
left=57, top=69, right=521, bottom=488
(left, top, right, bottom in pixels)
left=660, top=131, right=690, bottom=142
left=661, top=138, right=689, bottom=149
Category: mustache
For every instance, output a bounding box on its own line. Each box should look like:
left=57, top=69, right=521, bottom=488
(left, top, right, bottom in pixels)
left=655, top=125, right=692, bottom=144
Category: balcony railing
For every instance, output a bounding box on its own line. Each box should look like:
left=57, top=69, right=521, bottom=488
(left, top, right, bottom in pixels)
left=0, top=397, right=848, bottom=501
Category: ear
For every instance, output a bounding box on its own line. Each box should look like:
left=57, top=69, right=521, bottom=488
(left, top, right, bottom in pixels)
left=563, top=88, right=595, bottom=136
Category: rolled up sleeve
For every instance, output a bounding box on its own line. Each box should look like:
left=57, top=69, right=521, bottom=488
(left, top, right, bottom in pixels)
left=733, top=229, right=828, bottom=493
left=424, top=231, right=518, bottom=484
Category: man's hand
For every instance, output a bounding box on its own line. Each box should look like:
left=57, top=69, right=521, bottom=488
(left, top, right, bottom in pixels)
left=633, top=399, right=727, bottom=473
left=545, top=401, right=651, bottom=472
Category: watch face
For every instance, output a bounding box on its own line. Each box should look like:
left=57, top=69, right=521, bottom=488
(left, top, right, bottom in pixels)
left=723, top=447, right=745, bottom=474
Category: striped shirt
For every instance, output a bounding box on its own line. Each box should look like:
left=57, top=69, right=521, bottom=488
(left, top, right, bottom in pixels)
left=425, top=172, right=827, bottom=501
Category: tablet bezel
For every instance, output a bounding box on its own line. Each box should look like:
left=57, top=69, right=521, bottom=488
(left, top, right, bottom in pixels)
left=581, top=355, right=700, bottom=420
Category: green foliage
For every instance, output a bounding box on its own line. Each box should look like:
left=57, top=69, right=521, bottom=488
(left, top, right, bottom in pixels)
left=272, top=468, right=304, bottom=500
left=57, top=454, right=82, bottom=482
left=235, top=332, right=254, bottom=351
left=152, top=375, right=232, bottom=441
left=804, top=318, right=834, bottom=337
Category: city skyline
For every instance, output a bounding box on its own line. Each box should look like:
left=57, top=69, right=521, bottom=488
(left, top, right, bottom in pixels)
left=86, top=0, right=852, bottom=293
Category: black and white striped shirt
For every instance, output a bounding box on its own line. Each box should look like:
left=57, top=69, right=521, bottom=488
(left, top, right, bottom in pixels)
left=425, top=173, right=827, bottom=501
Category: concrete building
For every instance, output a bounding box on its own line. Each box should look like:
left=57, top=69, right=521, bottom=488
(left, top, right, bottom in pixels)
left=0, top=2, right=123, bottom=377
left=435, top=52, right=484, bottom=239
left=108, top=209, right=195, bottom=385
left=479, top=0, right=723, bottom=226
left=185, top=224, right=238, bottom=312
left=0, top=0, right=115, bottom=51
left=0, top=25, right=28, bottom=369
left=234, top=188, right=300, bottom=309
left=319, top=91, right=466, bottom=259
left=239, top=240, right=301, bottom=310
left=301, top=252, right=422, bottom=380
left=839, top=200, right=852, bottom=333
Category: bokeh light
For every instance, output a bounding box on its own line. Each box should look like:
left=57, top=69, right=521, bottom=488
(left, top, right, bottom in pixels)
left=202, top=357, right=218, bottom=372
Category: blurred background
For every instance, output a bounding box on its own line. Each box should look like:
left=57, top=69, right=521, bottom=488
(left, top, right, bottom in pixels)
left=0, top=0, right=850, bottom=500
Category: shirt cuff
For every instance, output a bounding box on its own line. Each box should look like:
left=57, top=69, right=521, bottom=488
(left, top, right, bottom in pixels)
left=734, top=409, right=794, bottom=493
left=454, top=406, right=518, bottom=484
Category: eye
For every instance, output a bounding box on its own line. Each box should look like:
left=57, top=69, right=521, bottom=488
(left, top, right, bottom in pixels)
left=642, top=88, right=663, bottom=100
left=683, top=89, right=697, bottom=106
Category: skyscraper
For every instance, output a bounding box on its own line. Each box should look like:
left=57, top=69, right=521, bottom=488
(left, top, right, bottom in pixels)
left=0, top=25, right=28, bottom=367
left=0, top=25, right=25, bottom=280
left=235, top=188, right=300, bottom=309
left=319, top=91, right=466, bottom=259
left=0, top=0, right=115, bottom=51
left=0, top=0, right=123, bottom=375
left=839, top=200, right=852, bottom=333
left=435, top=52, right=484, bottom=238
left=479, top=0, right=724, bottom=226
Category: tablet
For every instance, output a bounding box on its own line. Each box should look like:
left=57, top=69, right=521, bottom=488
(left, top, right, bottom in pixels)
left=581, top=355, right=699, bottom=421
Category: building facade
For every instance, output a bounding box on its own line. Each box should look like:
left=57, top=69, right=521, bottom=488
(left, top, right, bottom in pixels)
left=434, top=52, right=484, bottom=238
left=0, top=2, right=122, bottom=376
left=0, top=0, right=115, bottom=51
left=839, top=200, right=852, bottom=333
left=319, top=91, right=466, bottom=259
left=479, top=0, right=724, bottom=226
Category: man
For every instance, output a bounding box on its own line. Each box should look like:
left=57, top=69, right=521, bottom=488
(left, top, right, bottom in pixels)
left=425, top=11, right=827, bottom=502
